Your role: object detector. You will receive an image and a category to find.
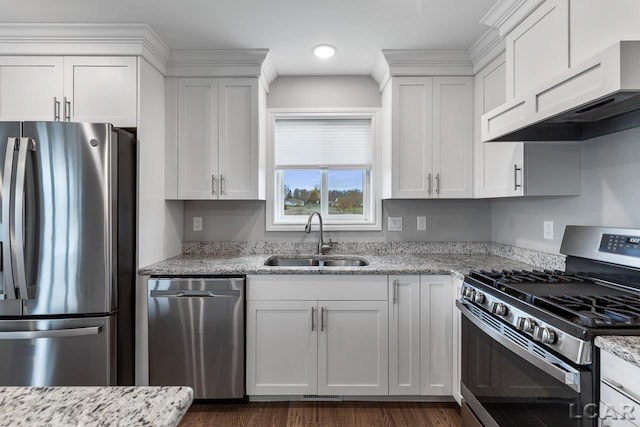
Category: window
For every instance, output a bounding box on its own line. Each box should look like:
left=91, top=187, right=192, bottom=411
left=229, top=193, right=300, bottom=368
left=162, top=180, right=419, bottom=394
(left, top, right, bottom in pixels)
left=267, top=111, right=381, bottom=231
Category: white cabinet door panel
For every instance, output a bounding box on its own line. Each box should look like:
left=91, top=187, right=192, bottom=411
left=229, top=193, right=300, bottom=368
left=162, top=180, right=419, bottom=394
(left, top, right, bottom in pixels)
left=218, top=78, right=258, bottom=199
left=246, top=300, right=318, bottom=395
left=0, top=57, right=63, bottom=121
left=177, top=78, right=218, bottom=199
left=389, top=275, right=421, bottom=395
left=391, top=77, right=432, bottom=198
left=433, top=77, right=473, bottom=198
left=420, top=275, right=453, bottom=396
left=318, top=300, right=388, bottom=395
left=506, top=0, right=569, bottom=99
left=64, top=57, right=137, bottom=127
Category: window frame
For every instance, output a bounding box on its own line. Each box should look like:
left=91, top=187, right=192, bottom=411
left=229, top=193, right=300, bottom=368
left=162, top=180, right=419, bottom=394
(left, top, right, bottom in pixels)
left=266, top=109, right=382, bottom=231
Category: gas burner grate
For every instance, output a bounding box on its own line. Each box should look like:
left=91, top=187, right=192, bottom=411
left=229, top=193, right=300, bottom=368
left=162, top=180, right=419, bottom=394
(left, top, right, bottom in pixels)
left=471, top=269, right=590, bottom=285
left=536, top=294, right=640, bottom=327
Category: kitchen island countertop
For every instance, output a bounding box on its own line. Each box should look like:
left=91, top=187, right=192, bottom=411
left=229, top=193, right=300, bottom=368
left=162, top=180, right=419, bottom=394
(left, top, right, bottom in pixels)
left=0, top=386, right=193, bottom=427
left=138, top=253, right=542, bottom=279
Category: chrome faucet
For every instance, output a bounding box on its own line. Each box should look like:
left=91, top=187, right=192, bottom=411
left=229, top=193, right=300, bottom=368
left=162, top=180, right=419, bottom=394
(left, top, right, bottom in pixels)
left=305, top=211, right=331, bottom=255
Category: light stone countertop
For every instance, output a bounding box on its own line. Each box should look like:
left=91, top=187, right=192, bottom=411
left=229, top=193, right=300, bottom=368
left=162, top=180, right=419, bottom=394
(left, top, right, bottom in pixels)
left=138, top=253, right=541, bottom=279
left=595, top=336, right=640, bottom=368
left=0, top=386, right=193, bottom=427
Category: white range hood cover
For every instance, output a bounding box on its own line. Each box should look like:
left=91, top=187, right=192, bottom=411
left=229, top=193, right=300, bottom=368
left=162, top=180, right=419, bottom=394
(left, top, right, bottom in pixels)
left=481, top=41, right=640, bottom=142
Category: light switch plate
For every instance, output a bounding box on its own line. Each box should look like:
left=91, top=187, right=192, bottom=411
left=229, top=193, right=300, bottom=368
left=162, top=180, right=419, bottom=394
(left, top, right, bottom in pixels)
left=417, top=216, right=427, bottom=231
left=193, top=216, right=203, bottom=232
left=543, top=221, right=553, bottom=240
left=388, top=217, right=403, bottom=232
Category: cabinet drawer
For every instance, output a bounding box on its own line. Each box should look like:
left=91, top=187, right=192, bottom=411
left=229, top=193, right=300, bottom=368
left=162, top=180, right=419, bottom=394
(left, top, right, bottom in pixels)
left=247, top=275, right=388, bottom=301
left=600, top=382, right=640, bottom=427
left=601, top=351, right=640, bottom=397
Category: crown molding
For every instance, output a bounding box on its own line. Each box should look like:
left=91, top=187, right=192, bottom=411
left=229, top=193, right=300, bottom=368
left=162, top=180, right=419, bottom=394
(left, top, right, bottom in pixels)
left=480, top=0, right=545, bottom=36
left=370, top=49, right=473, bottom=91
left=165, top=49, right=270, bottom=79
left=258, top=52, right=278, bottom=92
left=469, top=27, right=506, bottom=74
left=0, top=23, right=170, bottom=74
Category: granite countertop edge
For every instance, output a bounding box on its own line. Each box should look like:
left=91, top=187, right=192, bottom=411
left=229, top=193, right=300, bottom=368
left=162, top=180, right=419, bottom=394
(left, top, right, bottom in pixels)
left=0, top=386, right=193, bottom=427
left=595, top=336, right=640, bottom=368
left=138, top=253, right=540, bottom=279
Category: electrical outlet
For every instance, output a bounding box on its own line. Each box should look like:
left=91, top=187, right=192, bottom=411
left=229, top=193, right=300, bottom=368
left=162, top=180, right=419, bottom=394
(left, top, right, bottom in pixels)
left=543, top=221, right=553, bottom=240
left=417, top=216, right=427, bottom=231
left=193, top=216, right=203, bottom=232
left=388, top=217, right=403, bottom=232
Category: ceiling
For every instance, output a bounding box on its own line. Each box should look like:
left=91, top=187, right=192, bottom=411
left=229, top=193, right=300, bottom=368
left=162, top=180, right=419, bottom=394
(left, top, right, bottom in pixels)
left=0, top=0, right=496, bottom=76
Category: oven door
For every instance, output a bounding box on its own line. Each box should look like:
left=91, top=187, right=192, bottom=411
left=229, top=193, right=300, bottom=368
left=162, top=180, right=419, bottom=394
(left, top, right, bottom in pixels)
left=458, top=300, right=596, bottom=427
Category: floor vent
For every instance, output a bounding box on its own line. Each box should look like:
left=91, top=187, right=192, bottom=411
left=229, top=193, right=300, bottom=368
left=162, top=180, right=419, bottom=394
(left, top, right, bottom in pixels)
left=301, top=394, right=342, bottom=401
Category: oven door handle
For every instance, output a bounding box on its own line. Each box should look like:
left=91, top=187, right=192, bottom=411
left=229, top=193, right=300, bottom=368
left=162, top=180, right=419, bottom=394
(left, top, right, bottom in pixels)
left=457, top=300, right=581, bottom=393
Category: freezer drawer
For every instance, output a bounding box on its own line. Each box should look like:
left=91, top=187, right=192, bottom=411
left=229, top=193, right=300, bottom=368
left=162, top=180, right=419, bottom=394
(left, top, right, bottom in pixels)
left=0, top=315, right=116, bottom=386
left=148, top=277, right=245, bottom=399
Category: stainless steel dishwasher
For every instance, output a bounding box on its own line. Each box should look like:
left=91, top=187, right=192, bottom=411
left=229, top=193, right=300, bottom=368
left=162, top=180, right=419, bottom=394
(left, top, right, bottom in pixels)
left=147, top=276, right=245, bottom=399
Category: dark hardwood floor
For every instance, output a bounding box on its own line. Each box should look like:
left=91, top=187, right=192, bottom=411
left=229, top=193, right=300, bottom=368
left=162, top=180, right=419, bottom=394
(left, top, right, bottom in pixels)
left=180, top=401, right=461, bottom=427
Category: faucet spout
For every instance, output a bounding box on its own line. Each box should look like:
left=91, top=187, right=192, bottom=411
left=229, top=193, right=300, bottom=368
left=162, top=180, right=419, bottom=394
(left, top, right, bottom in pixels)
left=305, top=211, right=331, bottom=255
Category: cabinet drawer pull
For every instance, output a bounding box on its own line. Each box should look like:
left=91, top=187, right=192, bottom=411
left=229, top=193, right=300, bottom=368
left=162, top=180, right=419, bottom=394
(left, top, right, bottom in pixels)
left=514, top=164, right=522, bottom=191
left=435, top=173, right=440, bottom=194
left=220, top=174, right=225, bottom=195
left=311, top=306, right=315, bottom=331
left=320, top=307, right=325, bottom=331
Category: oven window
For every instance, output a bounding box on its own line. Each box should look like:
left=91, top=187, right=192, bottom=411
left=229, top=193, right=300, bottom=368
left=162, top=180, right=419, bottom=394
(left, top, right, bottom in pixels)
left=461, top=316, right=594, bottom=427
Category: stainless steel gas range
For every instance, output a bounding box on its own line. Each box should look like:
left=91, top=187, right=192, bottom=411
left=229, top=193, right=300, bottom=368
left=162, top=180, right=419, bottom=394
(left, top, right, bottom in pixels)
left=458, top=226, right=640, bottom=427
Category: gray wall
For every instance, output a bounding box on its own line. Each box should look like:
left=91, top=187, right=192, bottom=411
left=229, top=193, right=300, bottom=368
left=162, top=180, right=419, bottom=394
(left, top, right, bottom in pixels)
left=184, top=199, right=492, bottom=242
left=267, top=76, right=381, bottom=108
left=491, top=126, right=640, bottom=253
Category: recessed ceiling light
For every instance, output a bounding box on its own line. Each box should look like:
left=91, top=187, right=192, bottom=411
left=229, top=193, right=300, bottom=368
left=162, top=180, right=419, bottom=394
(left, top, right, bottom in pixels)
left=313, top=44, right=336, bottom=59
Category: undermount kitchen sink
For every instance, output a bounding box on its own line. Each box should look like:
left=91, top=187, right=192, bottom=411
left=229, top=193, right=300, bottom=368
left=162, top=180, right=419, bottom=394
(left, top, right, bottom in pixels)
left=264, top=256, right=369, bottom=267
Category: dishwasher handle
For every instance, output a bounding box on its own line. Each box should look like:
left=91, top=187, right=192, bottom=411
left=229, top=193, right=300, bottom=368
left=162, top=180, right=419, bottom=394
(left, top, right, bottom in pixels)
left=150, top=290, right=241, bottom=298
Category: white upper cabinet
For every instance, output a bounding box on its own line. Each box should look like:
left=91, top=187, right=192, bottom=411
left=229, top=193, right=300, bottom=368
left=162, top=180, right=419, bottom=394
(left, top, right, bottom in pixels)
left=388, top=76, right=473, bottom=199
left=64, top=57, right=137, bottom=127
left=0, top=57, right=63, bottom=121
left=0, top=56, right=137, bottom=127
left=505, top=0, right=569, bottom=99
left=172, top=77, right=259, bottom=200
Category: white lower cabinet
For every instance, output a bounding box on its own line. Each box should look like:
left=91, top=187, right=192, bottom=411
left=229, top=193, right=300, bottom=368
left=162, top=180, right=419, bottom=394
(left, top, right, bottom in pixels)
left=388, top=275, right=454, bottom=397
left=246, top=275, right=388, bottom=396
left=599, top=349, right=640, bottom=427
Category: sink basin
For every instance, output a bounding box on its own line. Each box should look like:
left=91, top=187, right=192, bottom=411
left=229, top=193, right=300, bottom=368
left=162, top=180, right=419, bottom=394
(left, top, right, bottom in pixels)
left=322, top=259, right=369, bottom=267
left=263, top=256, right=369, bottom=267
left=263, top=256, right=320, bottom=267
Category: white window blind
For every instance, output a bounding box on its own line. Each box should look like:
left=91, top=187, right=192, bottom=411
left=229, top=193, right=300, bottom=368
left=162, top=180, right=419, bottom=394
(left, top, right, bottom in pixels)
left=275, top=118, right=372, bottom=168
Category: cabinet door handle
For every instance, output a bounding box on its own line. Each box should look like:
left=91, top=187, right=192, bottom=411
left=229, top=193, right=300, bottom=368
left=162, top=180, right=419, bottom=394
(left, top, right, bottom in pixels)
left=435, top=173, right=440, bottom=194
left=220, top=174, right=225, bottom=195
left=211, top=175, right=217, bottom=196
left=53, top=97, right=61, bottom=121
left=426, top=173, right=432, bottom=194
left=63, top=97, right=71, bottom=121
left=320, top=307, right=325, bottom=331
left=514, top=164, right=522, bottom=191
left=392, top=280, right=398, bottom=304
left=311, top=306, right=315, bottom=332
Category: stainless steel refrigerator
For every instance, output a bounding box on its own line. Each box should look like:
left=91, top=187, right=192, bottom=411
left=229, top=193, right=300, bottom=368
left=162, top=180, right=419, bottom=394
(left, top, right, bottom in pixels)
left=0, top=121, right=136, bottom=386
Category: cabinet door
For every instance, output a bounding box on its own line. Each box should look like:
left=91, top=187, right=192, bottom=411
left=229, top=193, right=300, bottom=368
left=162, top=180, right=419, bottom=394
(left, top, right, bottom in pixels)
left=246, top=300, right=318, bottom=395
left=432, top=77, right=473, bottom=198
left=451, top=277, right=463, bottom=405
left=420, top=275, right=453, bottom=395
left=391, top=77, right=433, bottom=198
left=388, top=275, right=420, bottom=395
left=473, top=55, right=524, bottom=198
left=0, top=57, right=63, bottom=121
left=218, top=78, right=259, bottom=199
left=63, top=57, right=137, bottom=127
left=318, top=300, right=388, bottom=395
left=177, top=78, right=219, bottom=199
left=505, top=0, right=569, bottom=99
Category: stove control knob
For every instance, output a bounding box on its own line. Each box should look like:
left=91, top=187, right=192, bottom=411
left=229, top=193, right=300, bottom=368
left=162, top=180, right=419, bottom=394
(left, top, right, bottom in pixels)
left=516, top=317, right=536, bottom=333
left=533, top=326, right=557, bottom=344
left=473, top=292, right=486, bottom=304
left=491, top=302, right=508, bottom=316
left=462, top=287, right=474, bottom=299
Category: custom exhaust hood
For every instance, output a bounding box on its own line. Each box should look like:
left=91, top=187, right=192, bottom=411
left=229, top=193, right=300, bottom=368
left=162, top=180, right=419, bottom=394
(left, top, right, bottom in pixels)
left=482, top=41, right=640, bottom=142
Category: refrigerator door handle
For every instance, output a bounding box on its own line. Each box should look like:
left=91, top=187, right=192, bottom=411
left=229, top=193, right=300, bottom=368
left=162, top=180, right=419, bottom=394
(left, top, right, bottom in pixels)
left=14, top=138, right=35, bottom=300
left=2, top=137, right=17, bottom=300
left=0, top=325, right=102, bottom=340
